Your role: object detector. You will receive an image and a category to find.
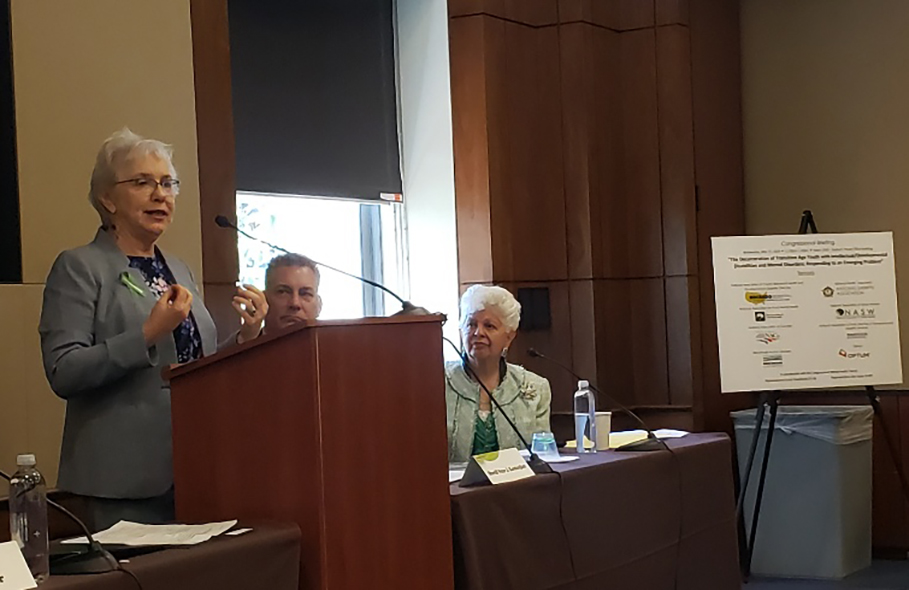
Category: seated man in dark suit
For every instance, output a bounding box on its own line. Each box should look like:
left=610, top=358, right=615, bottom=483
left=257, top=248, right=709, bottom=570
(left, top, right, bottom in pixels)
left=263, top=253, right=323, bottom=332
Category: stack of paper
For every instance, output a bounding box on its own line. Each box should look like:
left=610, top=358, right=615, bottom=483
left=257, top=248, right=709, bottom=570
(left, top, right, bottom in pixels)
left=607, top=429, right=689, bottom=449
left=563, top=429, right=689, bottom=449
left=63, top=520, right=238, bottom=547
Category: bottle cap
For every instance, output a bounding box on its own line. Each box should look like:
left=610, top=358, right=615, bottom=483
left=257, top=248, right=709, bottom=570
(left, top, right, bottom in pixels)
left=578, top=380, right=589, bottom=389
left=16, top=454, right=36, bottom=467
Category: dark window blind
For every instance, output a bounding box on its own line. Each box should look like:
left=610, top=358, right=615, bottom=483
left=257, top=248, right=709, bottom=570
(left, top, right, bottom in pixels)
left=228, top=0, right=402, bottom=200
left=0, top=0, right=21, bottom=282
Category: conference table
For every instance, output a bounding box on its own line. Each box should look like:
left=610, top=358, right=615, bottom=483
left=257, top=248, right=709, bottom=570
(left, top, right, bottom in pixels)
left=450, top=433, right=741, bottom=590
left=41, top=522, right=300, bottom=590
left=12, top=434, right=736, bottom=590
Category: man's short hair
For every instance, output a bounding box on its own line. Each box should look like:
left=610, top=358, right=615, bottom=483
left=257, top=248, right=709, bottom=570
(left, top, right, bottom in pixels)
left=265, top=253, right=321, bottom=290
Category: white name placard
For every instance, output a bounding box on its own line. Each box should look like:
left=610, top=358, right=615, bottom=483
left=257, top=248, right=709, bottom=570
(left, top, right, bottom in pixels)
left=712, top=232, right=902, bottom=392
left=459, top=448, right=534, bottom=486
left=0, top=541, right=37, bottom=590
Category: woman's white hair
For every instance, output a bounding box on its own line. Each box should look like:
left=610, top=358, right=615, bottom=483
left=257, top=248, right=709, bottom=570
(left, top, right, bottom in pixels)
left=88, top=128, right=175, bottom=223
left=459, top=285, right=522, bottom=333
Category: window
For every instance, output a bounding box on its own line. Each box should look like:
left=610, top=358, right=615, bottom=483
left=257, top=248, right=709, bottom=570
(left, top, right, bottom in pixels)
left=237, top=192, right=408, bottom=319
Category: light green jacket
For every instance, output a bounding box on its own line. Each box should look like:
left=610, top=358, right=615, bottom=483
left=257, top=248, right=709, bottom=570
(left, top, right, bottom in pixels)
left=445, top=360, right=552, bottom=463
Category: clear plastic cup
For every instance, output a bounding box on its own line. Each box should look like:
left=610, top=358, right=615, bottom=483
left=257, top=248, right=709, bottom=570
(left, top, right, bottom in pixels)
left=531, top=431, right=560, bottom=461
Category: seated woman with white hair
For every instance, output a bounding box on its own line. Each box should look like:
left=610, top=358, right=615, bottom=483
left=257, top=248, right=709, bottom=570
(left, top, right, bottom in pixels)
left=39, top=128, right=268, bottom=530
left=446, top=285, right=552, bottom=463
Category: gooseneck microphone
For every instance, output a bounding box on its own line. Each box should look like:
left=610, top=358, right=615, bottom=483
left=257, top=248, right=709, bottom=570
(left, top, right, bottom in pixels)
left=0, top=469, right=120, bottom=575
left=442, top=337, right=554, bottom=475
left=215, top=215, right=429, bottom=315
left=527, top=348, right=669, bottom=452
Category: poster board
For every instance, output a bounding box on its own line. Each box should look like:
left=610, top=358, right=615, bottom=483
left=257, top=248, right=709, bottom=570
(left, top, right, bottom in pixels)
left=712, top=232, right=902, bottom=393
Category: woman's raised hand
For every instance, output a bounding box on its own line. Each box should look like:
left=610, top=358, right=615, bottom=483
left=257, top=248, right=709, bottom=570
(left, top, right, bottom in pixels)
left=143, top=284, right=193, bottom=345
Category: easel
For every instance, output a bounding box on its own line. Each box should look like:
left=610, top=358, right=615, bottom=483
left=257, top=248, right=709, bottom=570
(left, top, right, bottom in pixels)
left=736, top=210, right=909, bottom=579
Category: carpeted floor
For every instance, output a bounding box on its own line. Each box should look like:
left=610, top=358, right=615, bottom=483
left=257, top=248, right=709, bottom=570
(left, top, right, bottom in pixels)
left=745, top=561, right=909, bottom=589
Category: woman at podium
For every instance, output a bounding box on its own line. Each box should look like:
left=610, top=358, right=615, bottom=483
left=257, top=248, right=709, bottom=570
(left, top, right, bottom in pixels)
left=446, top=285, right=552, bottom=462
left=38, top=129, right=267, bottom=530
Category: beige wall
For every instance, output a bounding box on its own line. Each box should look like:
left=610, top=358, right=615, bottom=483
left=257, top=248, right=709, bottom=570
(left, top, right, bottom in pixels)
left=742, top=0, right=909, bottom=385
left=1, top=0, right=201, bottom=482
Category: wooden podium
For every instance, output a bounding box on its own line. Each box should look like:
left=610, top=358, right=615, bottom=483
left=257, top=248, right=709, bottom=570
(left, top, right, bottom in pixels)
left=167, top=315, right=454, bottom=590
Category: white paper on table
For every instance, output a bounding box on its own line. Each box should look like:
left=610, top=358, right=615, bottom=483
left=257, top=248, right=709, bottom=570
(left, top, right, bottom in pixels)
left=62, top=520, right=238, bottom=547
left=225, top=528, right=253, bottom=537
left=653, top=429, right=689, bottom=438
left=541, top=455, right=579, bottom=463
left=518, top=449, right=580, bottom=463
left=449, top=469, right=466, bottom=483
left=607, top=429, right=689, bottom=449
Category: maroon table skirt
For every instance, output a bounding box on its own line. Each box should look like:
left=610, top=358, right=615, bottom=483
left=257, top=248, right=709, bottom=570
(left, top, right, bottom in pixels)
left=41, top=522, right=300, bottom=590
left=450, top=433, right=742, bottom=590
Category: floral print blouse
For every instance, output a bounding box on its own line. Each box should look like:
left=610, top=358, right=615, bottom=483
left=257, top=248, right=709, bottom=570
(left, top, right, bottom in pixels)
left=128, top=250, right=203, bottom=364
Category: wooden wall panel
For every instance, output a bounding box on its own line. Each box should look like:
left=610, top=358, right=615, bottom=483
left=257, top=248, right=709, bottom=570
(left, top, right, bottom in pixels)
left=449, top=0, right=744, bottom=431
left=620, top=29, right=663, bottom=278
left=611, top=0, right=656, bottom=30
left=666, top=276, right=701, bottom=407
left=482, top=16, right=512, bottom=282
left=502, top=280, right=575, bottom=413
left=558, top=0, right=655, bottom=31
left=451, top=14, right=566, bottom=284
left=629, top=278, right=670, bottom=406
left=560, top=23, right=621, bottom=280
left=657, top=0, right=689, bottom=26
left=450, top=16, right=494, bottom=284
left=560, top=23, right=594, bottom=280
left=593, top=280, right=636, bottom=407
left=494, top=22, right=567, bottom=282
left=204, top=283, right=241, bottom=341
left=557, top=0, right=619, bottom=28
left=873, top=396, right=908, bottom=550
left=589, top=26, right=626, bottom=282
left=657, top=25, right=698, bottom=278
left=556, top=0, right=593, bottom=24
left=689, top=0, right=749, bottom=432
left=191, top=0, right=237, bottom=284
left=896, top=396, right=909, bottom=548
left=590, top=278, right=669, bottom=409
left=191, top=0, right=239, bottom=337
left=569, top=280, right=599, bottom=385
left=449, top=0, right=558, bottom=26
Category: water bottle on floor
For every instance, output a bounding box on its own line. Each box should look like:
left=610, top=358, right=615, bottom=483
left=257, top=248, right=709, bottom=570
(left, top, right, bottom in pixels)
left=9, top=453, right=49, bottom=583
left=574, top=380, right=597, bottom=454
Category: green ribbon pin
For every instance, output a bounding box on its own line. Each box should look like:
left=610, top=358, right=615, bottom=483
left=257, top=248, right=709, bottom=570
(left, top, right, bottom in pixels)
left=120, top=272, right=145, bottom=296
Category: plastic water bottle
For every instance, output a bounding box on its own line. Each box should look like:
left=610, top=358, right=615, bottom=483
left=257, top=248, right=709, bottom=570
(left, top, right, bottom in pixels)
left=574, top=380, right=597, bottom=454
left=9, top=454, right=49, bottom=583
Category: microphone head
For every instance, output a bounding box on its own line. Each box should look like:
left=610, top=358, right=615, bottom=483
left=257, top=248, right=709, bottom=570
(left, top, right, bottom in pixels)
left=215, top=215, right=233, bottom=228
left=527, top=348, right=541, bottom=358
left=394, top=301, right=431, bottom=316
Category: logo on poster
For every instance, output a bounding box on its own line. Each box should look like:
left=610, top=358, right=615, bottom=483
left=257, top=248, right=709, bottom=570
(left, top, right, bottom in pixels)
left=745, top=291, right=791, bottom=305
left=745, top=292, right=769, bottom=304
left=754, top=311, right=766, bottom=322
left=836, top=308, right=875, bottom=319
left=762, top=354, right=783, bottom=366
left=756, top=332, right=780, bottom=344
left=822, top=286, right=834, bottom=297
left=838, top=349, right=871, bottom=359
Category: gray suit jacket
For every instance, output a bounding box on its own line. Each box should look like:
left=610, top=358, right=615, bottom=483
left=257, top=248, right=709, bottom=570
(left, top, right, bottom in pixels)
left=39, top=229, right=217, bottom=499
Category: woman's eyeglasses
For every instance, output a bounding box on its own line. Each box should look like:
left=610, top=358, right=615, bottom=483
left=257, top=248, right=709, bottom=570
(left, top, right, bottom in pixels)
left=115, top=177, right=181, bottom=196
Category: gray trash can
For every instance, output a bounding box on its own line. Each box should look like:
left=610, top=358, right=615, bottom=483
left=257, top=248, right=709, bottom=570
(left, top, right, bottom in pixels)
left=731, top=405, right=873, bottom=579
